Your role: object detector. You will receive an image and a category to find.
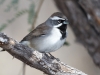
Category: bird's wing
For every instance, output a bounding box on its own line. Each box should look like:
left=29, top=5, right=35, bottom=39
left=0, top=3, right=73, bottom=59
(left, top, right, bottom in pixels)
left=20, top=23, right=52, bottom=42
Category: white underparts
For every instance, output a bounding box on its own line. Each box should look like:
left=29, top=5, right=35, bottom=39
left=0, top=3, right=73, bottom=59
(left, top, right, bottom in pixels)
left=21, top=27, right=67, bottom=53
left=54, top=23, right=62, bottom=28
left=31, top=27, right=66, bottom=53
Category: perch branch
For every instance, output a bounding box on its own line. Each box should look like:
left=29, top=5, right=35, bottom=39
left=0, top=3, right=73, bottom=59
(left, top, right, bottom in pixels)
left=0, top=33, right=87, bottom=75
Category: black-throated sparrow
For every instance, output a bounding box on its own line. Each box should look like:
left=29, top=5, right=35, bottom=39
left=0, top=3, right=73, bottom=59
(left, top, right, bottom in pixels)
left=20, top=12, right=68, bottom=75
left=21, top=12, right=68, bottom=53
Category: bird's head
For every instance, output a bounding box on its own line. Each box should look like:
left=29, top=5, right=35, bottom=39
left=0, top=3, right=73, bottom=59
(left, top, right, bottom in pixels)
left=46, top=12, right=69, bottom=29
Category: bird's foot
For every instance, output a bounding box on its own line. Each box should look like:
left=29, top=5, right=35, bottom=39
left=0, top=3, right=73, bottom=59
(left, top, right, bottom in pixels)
left=48, top=53, right=60, bottom=61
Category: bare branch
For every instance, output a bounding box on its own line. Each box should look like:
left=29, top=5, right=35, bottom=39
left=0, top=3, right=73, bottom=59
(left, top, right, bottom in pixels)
left=0, top=33, right=87, bottom=75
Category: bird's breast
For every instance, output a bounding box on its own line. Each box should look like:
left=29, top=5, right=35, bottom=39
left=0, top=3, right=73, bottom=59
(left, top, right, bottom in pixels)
left=47, top=28, right=62, bottom=44
left=31, top=28, right=66, bottom=52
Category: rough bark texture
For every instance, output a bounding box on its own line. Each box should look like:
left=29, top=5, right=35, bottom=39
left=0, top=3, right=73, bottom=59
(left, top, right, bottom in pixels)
left=54, top=0, right=100, bottom=67
left=0, top=33, right=87, bottom=75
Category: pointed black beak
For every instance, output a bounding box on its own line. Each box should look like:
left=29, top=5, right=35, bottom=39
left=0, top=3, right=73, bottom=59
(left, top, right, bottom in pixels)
left=63, top=19, right=69, bottom=25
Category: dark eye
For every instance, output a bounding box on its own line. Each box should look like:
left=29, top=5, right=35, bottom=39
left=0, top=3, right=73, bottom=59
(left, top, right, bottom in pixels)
left=58, top=20, right=62, bottom=24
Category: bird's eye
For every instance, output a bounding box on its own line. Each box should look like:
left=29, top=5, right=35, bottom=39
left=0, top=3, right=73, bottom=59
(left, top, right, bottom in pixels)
left=58, top=20, right=62, bottom=23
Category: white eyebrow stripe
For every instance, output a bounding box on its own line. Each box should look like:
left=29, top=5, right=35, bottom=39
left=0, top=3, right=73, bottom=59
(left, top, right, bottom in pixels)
left=50, top=16, right=65, bottom=20
left=54, top=23, right=62, bottom=27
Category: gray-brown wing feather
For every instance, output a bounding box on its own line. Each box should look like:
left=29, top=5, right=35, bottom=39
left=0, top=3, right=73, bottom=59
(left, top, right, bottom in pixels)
left=20, top=23, right=52, bottom=42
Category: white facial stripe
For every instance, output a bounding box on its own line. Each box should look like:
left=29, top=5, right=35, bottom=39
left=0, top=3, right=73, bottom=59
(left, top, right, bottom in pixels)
left=50, top=16, right=65, bottom=20
left=54, top=23, right=62, bottom=27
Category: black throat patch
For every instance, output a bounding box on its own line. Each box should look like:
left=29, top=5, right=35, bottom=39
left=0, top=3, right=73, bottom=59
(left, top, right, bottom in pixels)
left=58, top=24, right=67, bottom=40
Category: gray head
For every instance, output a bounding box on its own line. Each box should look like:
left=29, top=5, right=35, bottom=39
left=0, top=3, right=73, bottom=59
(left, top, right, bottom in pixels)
left=46, top=12, right=68, bottom=27
left=45, top=12, right=69, bottom=32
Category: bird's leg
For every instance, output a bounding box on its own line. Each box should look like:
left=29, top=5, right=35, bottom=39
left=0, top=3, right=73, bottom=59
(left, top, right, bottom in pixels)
left=48, top=53, right=60, bottom=61
left=44, top=53, right=55, bottom=59
left=48, top=53, right=55, bottom=59
left=44, top=53, right=50, bottom=58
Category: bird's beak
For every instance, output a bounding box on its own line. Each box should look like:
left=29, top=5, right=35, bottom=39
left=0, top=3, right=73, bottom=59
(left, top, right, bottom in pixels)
left=63, top=20, right=69, bottom=25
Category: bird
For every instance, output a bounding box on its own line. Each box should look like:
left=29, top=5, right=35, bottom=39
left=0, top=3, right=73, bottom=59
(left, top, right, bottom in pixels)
left=20, top=12, right=68, bottom=75
left=20, top=12, right=68, bottom=54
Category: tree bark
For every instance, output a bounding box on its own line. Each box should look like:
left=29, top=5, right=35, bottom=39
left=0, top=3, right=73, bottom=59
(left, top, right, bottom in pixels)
left=0, top=33, right=87, bottom=75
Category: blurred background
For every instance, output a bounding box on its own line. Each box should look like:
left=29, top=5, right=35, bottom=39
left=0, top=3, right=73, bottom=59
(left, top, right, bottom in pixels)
left=0, top=0, right=100, bottom=75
